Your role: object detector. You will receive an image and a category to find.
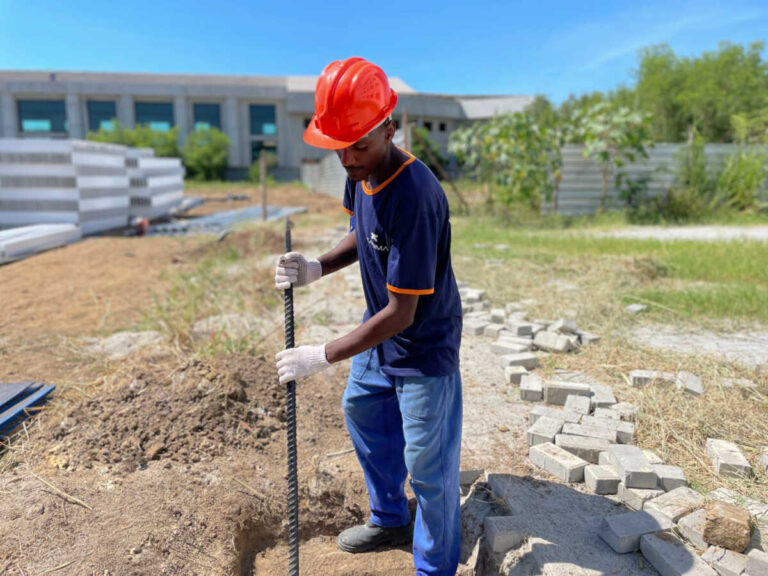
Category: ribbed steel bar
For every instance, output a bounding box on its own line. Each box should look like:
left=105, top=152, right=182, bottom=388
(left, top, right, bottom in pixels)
left=283, top=217, right=299, bottom=576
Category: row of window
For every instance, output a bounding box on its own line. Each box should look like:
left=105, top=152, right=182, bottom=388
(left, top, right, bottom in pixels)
left=13, top=99, right=277, bottom=136
left=423, top=121, right=447, bottom=133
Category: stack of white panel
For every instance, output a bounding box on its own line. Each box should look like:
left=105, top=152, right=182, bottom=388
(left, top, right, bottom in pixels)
left=126, top=148, right=185, bottom=220
left=0, top=224, right=82, bottom=264
left=0, top=139, right=130, bottom=234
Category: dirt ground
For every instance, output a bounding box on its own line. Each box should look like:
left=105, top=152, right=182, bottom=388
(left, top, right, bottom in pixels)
left=0, top=184, right=510, bottom=576
left=2, top=183, right=764, bottom=575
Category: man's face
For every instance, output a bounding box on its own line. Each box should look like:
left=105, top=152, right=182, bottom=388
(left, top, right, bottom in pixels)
left=336, top=121, right=394, bottom=181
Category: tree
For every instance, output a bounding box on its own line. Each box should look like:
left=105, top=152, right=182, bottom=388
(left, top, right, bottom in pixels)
left=524, top=95, right=560, bottom=132
left=449, top=112, right=560, bottom=211
left=410, top=127, right=447, bottom=177
left=181, top=128, right=230, bottom=181
left=558, top=91, right=606, bottom=142
left=87, top=121, right=180, bottom=158
left=677, top=41, right=768, bottom=142
left=634, top=44, right=688, bottom=142
left=574, top=102, right=653, bottom=210
left=731, top=108, right=768, bottom=144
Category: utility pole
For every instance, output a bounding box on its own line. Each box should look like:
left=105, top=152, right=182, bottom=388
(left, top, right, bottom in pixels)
left=402, top=109, right=411, bottom=152
left=260, top=149, right=267, bottom=221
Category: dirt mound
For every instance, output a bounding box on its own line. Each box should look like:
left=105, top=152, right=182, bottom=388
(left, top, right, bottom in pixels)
left=47, top=354, right=284, bottom=472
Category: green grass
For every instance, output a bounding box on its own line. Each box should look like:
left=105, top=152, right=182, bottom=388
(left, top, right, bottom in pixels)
left=451, top=215, right=768, bottom=322
left=633, top=285, right=768, bottom=321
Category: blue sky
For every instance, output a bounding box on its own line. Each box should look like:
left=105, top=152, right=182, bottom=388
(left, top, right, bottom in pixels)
left=0, top=0, right=765, bottom=102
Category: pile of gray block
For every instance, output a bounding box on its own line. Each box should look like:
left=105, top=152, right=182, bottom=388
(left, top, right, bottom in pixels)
left=459, top=295, right=602, bottom=388
left=0, top=139, right=130, bottom=234
left=599, top=488, right=767, bottom=576
left=516, top=369, right=766, bottom=575
left=126, top=148, right=185, bottom=220
left=0, top=139, right=187, bottom=236
left=455, top=286, right=768, bottom=575
left=0, top=223, right=81, bottom=264
left=629, top=368, right=704, bottom=396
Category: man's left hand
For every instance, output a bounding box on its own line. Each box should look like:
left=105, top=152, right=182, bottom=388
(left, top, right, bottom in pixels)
left=275, top=344, right=331, bottom=385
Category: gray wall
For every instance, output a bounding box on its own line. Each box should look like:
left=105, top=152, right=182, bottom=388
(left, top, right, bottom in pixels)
left=547, top=143, right=764, bottom=215
left=300, top=153, right=348, bottom=199
left=300, top=142, right=767, bottom=215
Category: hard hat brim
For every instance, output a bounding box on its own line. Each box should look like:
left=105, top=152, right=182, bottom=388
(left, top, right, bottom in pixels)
left=303, top=117, right=358, bottom=150
left=303, top=91, right=398, bottom=150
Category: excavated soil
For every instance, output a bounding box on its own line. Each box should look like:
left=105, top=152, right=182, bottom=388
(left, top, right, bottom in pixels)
left=46, top=355, right=286, bottom=473
left=0, top=352, right=377, bottom=575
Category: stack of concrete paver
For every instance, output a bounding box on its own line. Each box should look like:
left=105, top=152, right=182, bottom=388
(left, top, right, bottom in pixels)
left=629, top=368, right=705, bottom=396
left=126, top=148, right=185, bottom=221
left=454, top=289, right=767, bottom=574
left=460, top=295, right=602, bottom=387
left=516, top=369, right=765, bottom=575
left=0, top=139, right=130, bottom=234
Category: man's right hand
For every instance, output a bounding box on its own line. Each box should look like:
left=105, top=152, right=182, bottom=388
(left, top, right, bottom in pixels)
left=275, top=252, right=323, bottom=290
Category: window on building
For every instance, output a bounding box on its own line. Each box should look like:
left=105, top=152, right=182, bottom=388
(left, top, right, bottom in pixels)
left=17, top=100, right=67, bottom=133
left=251, top=140, right=277, bottom=163
left=135, top=102, right=174, bottom=131
left=250, top=105, right=276, bottom=136
left=439, top=122, right=447, bottom=132
left=87, top=100, right=117, bottom=131
left=423, top=121, right=433, bottom=131
left=193, top=103, right=221, bottom=131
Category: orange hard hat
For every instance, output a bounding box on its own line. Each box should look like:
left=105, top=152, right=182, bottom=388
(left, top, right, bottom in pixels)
left=303, top=57, right=398, bottom=150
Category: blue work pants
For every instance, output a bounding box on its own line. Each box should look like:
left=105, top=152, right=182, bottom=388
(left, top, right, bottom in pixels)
left=342, top=347, right=462, bottom=576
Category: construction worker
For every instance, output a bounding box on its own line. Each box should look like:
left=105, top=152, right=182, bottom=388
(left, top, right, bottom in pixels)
left=275, top=57, right=463, bottom=576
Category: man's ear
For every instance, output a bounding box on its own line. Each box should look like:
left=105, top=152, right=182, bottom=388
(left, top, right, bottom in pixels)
left=384, top=120, right=396, bottom=143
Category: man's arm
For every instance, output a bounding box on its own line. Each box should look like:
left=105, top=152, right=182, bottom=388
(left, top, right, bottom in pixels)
left=324, top=290, right=418, bottom=363
left=318, top=230, right=358, bottom=276
left=275, top=288, right=418, bottom=384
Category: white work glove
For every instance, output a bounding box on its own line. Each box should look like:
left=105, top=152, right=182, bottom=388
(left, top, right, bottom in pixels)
left=275, top=344, right=331, bottom=385
left=275, top=252, right=322, bottom=290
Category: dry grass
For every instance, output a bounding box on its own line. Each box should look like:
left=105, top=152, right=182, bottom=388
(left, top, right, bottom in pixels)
left=452, top=231, right=768, bottom=503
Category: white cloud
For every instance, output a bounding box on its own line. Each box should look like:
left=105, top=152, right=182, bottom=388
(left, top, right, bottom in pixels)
left=548, top=2, right=764, bottom=73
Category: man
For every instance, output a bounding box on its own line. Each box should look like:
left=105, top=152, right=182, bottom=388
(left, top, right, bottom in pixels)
left=275, top=57, right=463, bottom=576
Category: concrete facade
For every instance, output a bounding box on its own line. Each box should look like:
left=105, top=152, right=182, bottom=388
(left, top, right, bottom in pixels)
left=0, top=70, right=533, bottom=179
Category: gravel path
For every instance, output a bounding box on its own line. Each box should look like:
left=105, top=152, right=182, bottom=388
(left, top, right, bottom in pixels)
left=632, top=324, right=768, bottom=369
left=595, top=225, right=768, bottom=242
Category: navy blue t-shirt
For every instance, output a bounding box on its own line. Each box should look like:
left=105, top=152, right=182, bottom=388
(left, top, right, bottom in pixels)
left=342, top=149, right=462, bottom=377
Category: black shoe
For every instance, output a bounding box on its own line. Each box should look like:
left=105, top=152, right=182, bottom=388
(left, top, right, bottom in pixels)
left=337, top=520, right=413, bottom=553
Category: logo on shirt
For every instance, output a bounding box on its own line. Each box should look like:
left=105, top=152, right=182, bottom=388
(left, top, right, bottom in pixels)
left=367, top=231, right=389, bottom=252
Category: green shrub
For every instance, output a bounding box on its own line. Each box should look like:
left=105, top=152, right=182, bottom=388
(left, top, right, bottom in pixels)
left=87, top=121, right=180, bottom=158
left=181, top=128, right=230, bottom=181
left=449, top=112, right=559, bottom=211
left=715, top=147, right=767, bottom=210
left=411, top=127, right=447, bottom=178
left=626, top=134, right=720, bottom=222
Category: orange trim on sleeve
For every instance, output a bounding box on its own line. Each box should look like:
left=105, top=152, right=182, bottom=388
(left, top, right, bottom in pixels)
left=362, top=148, right=417, bottom=195
left=341, top=205, right=354, bottom=216
left=387, top=283, right=435, bottom=296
